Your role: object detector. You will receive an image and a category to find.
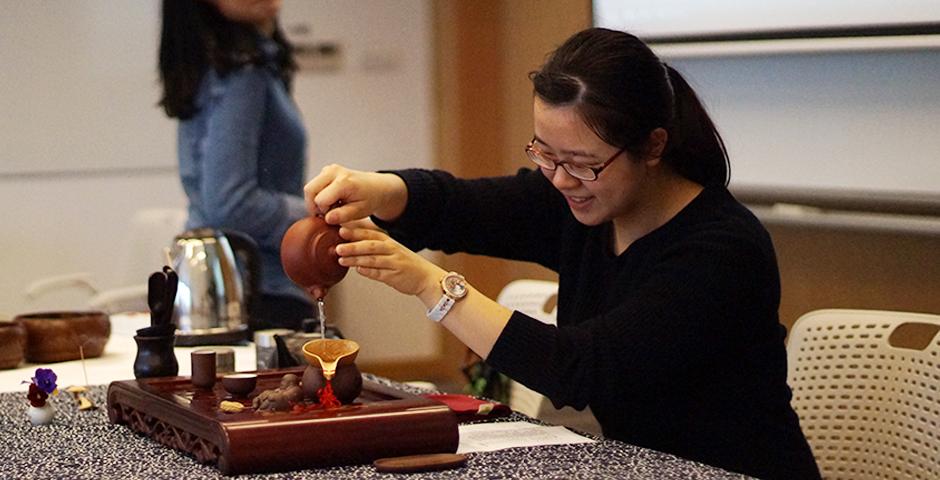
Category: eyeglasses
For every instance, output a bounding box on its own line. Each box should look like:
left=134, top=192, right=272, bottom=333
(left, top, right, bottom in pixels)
left=525, top=137, right=626, bottom=181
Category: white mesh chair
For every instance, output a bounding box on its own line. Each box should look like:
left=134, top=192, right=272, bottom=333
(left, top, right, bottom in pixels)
left=495, top=279, right=558, bottom=418
left=25, top=208, right=187, bottom=313
left=787, top=309, right=940, bottom=480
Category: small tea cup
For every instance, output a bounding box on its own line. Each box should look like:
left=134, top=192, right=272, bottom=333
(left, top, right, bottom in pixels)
left=222, top=373, right=258, bottom=397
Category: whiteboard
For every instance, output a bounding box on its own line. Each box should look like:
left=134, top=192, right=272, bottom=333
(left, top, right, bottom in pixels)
left=594, top=0, right=940, bottom=39
left=0, top=1, right=175, bottom=175
left=663, top=49, right=940, bottom=197
left=593, top=2, right=940, bottom=199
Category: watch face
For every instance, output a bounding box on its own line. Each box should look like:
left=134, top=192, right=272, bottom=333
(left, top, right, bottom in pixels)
left=443, top=273, right=468, bottom=298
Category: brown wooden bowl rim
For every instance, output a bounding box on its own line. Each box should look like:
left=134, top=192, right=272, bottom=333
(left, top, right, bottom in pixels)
left=14, top=310, right=108, bottom=321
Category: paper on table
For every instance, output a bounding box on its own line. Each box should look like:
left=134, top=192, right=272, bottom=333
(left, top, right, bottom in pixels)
left=457, top=421, right=595, bottom=453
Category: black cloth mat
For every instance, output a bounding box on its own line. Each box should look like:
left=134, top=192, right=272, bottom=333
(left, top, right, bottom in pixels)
left=0, top=374, right=749, bottom=479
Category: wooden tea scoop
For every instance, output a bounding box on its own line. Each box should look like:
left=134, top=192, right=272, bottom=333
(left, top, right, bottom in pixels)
left=147, top=270, right=168, bottom=327
left=373, top=453, right=468, bottom=473
left=162, top=266, right=179, bottom=326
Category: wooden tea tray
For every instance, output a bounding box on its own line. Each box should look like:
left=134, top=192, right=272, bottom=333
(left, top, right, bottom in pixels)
left=107, top=368, right=459, bottom=475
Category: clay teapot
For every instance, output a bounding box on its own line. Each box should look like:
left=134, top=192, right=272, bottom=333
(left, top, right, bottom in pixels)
left=301, top=339, right=362, bottom=405
left=281, top=216, right=348, bottom=299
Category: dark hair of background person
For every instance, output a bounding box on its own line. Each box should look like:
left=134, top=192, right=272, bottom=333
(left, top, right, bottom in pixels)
left=530, top=27, right=730, bottom=187
left=158, top=0, right=296, bottom=120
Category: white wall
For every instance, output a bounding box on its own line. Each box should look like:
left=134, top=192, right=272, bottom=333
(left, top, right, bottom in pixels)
left=1, top=1, right=181, bottom=317
left=0, top=1, right=175, bottom=174
left=0, top=0, right=438, bottom=365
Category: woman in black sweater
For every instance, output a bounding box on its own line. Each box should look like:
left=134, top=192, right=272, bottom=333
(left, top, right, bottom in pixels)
left=302, top=28, right=820, bottom=479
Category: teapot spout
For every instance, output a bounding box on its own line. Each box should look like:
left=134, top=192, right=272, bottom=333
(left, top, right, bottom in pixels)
left=307, top=286, right=329, bottom=301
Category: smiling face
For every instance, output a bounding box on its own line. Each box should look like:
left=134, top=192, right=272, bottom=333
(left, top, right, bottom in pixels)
left=533, top=97, right=656, bottom=227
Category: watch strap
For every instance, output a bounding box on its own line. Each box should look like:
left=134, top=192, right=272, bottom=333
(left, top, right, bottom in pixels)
left=426, top=272, right=467, bottom=322
left=427, top=295, right=456, bottom=322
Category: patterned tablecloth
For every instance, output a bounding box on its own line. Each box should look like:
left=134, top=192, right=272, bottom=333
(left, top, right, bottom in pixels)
left=0, top=375, right=749, bottom=480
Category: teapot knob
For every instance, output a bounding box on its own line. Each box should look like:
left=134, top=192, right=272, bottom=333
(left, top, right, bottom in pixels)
left=281, top=216, right=349, bottom=297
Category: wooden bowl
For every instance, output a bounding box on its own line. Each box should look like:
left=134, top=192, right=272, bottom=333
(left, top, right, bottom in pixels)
left=0, top=321, right=27, bottom=369
left=15, top=311, right=110, bottom=363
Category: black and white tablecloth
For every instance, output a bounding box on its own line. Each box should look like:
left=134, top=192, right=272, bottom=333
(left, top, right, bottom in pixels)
left=0, top=375, right=748, bottom=479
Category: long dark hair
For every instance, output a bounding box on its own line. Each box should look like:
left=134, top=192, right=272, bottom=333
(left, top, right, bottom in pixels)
left=158, top=0, right=296, bottom=119
left=530, top=28, right=729, bottom=187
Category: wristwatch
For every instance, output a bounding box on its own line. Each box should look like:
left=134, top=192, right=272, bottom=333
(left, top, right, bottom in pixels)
left=426, top=272, right=468, bottom=322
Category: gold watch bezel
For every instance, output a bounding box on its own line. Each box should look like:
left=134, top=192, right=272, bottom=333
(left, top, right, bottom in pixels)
left=440, top=272, right=468, bottom=300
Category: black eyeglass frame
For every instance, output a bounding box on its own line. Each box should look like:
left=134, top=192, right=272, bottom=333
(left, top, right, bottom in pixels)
left=525, top=137, right=626, bottom=181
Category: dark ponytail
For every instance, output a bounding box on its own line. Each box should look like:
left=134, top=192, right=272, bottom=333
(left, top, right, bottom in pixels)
left=531, top=28, right=729, bottom=187
left=663, top=65, right=729, bottom=186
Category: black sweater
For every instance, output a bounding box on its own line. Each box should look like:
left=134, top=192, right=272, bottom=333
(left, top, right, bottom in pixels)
left=379, top=168, right=820, bottom=480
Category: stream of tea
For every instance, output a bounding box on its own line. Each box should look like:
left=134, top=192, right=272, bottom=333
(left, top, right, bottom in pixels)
left=314, top=297, right=341, bottom=408
left=316, top=298, right=327, bottom=340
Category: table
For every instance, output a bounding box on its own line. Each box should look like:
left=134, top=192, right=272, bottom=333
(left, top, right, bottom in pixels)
left=0, top=313, right=257, bottom=393
left=0, top=315, right=749, bottom=479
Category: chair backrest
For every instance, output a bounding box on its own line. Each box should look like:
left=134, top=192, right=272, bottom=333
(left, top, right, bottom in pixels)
left=90, top=208, right=187, bottom=313
left=118, top=207, right=188, bottom=285
left=787, top=309, right=940, bottom=480
left=23, top=207, right=188, bottom=314
left=495, top=279, right=559, bottom=326
left=496, top=279, right=559, bottom=418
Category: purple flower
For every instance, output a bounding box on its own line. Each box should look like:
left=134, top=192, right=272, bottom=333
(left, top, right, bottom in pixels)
left=32, top=368, right=57, bottom=395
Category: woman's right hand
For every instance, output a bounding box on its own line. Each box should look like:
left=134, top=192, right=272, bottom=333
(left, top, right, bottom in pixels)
left=303, top=164, right=407, bottom=225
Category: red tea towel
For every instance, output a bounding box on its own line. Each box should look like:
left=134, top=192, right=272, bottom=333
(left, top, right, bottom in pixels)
left=423, top=394, right=512, bottom=422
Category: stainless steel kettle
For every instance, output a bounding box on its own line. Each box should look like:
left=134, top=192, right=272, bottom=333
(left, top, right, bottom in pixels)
left=169, top=228, right=260, bottom=346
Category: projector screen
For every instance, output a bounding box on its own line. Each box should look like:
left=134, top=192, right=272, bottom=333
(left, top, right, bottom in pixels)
left=594, top=1, right=940, bottom=40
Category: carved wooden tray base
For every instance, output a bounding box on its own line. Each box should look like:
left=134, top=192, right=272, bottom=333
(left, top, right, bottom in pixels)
left=107, top=368, right=459, bottom=475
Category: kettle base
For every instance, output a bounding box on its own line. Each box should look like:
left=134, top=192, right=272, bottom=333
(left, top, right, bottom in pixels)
left=175, top=328, right=249, bottom=346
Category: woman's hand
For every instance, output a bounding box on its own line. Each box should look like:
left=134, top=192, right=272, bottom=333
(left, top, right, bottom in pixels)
left=335, top=225, right=445, bottom=301
left=336, top=221, right=514, bottom=361
left=303, top=164, right=407, bottom=225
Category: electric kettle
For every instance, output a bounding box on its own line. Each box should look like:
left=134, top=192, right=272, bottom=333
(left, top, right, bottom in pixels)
left=169, top=228, right=260, bottom=346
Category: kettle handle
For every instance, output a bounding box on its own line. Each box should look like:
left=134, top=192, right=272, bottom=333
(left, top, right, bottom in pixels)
left=220, top=229, right=262, bottom=322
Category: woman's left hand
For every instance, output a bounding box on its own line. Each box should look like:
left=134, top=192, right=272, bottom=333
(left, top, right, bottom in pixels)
left=335, top=225, right=445, bottom=300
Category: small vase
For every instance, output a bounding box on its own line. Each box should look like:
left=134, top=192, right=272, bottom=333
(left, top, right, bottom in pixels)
left=133, top=335, right=179, bottom=379
left=28, top=404, right=55, bottom=426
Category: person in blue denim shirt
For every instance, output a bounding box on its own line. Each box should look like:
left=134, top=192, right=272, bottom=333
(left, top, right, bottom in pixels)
left=158, top=0, right=311, bottom=330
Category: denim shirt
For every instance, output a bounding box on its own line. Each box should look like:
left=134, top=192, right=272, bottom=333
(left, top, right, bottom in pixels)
left=177, top=37, right=308, bottom=301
